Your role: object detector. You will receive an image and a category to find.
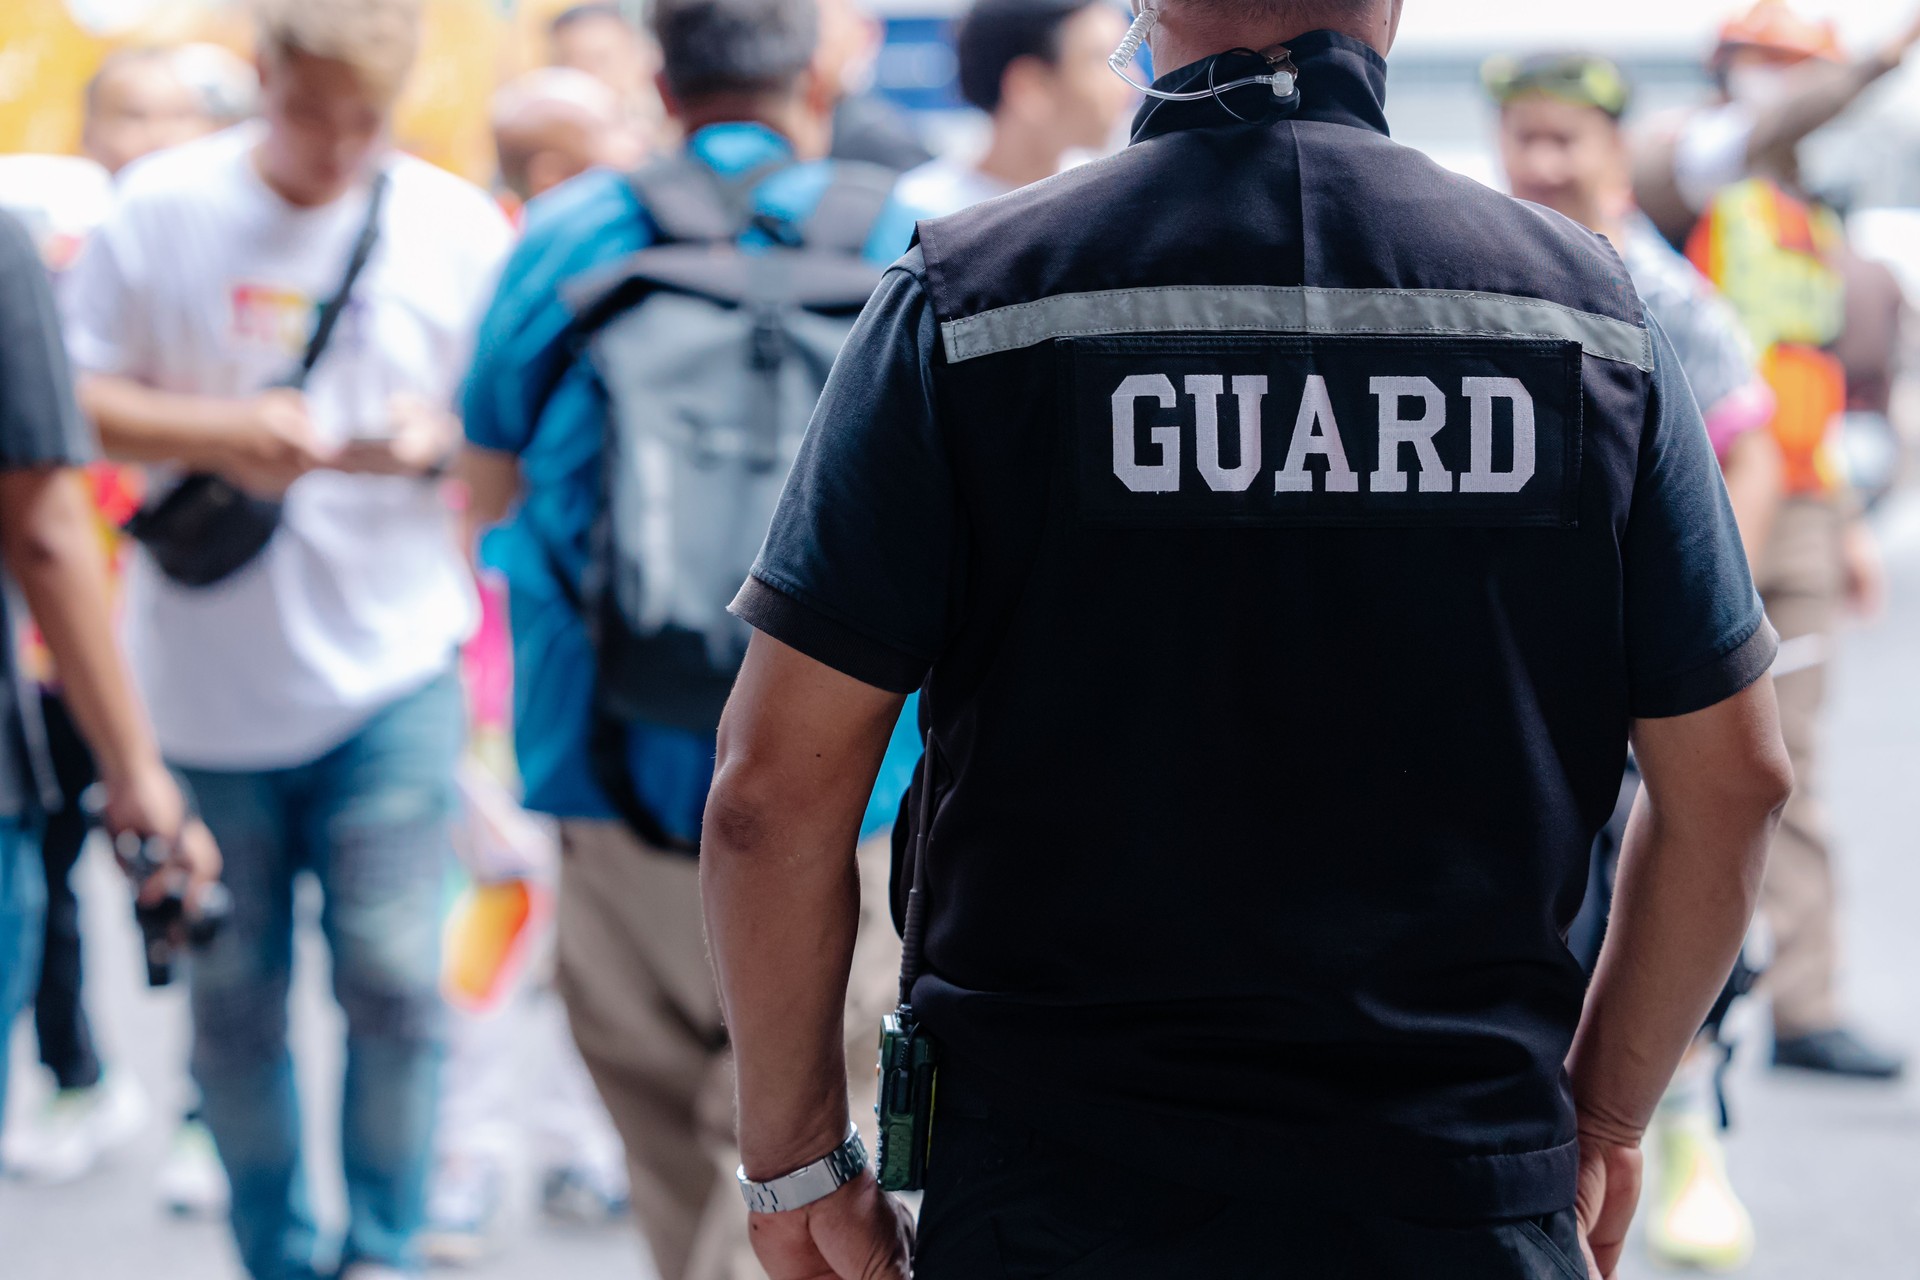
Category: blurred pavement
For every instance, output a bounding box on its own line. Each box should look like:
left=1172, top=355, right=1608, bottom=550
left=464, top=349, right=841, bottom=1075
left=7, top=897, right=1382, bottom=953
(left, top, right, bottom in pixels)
left=7, top=495, right=1920, bottom=1279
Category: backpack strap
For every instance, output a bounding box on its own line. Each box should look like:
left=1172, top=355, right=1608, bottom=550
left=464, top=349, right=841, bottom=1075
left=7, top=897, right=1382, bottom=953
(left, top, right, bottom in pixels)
left=628, top=152, right=793, bottom=245
left=798, top=161, right=899, bottom=257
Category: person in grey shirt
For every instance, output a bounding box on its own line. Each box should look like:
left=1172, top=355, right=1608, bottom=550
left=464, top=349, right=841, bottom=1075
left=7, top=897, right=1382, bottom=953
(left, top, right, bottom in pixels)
left=0, top=209, right=218, bottom=1129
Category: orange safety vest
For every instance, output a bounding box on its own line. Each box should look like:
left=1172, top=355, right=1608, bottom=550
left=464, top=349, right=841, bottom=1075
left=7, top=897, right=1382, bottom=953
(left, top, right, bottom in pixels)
left=1687, top=178, right=1847, bottom=495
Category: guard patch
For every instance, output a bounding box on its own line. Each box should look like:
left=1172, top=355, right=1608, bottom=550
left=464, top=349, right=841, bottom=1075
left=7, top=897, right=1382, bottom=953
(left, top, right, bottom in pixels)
left=1066, top=334, right=1583, bottom=527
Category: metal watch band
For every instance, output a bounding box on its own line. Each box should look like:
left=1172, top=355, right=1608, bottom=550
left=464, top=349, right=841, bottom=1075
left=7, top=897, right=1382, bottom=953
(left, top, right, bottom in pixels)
left=737, top=1124, right=868, bottom=1214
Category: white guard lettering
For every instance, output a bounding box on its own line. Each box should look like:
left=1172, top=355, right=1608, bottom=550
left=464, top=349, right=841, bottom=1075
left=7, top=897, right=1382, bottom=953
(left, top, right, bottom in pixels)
left=1274, top=374, right=1359, bottom=493
left=1369, top=376, right=1453, bottom=494
left=1458, top=376, right=1536, bottom=494
left=1187, top=374, right=1266, bottom=492
left=1111, top=373, right=1180, bottom=492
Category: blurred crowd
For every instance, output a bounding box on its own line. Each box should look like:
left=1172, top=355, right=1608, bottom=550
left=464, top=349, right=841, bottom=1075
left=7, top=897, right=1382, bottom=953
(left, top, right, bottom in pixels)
left=0, top=0, right=1912, bottom=1278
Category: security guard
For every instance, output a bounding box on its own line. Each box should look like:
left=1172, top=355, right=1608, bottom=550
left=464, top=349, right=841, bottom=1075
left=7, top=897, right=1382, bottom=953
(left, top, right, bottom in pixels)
left=699, top=3, right=1794, bottom=1278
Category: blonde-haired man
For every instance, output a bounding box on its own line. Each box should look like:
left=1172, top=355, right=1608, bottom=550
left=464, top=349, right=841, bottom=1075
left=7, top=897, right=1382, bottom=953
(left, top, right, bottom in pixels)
left=63, top=0, right=511, bottom=1275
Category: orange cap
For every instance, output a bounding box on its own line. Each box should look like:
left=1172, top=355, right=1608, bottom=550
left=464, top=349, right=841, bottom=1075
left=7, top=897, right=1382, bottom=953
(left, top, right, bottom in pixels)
left=1715, top=1, right=1844, bottom=65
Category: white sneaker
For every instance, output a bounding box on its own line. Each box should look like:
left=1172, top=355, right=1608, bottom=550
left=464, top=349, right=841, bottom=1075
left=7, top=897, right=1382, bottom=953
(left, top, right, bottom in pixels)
left=156, top=1119, right=230, bottom=1219
left=339, top=1265, right=414, bottom=1279
left=2, top=1072, right=149, bottom=1184
left=421, top=1156, right=506, bottom=1267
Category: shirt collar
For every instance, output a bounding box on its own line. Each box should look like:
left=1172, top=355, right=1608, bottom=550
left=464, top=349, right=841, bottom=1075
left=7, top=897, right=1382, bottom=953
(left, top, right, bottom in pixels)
left=1130, top=29, right=1390, bottom=145
left=686, top=121, right=796, bottom=176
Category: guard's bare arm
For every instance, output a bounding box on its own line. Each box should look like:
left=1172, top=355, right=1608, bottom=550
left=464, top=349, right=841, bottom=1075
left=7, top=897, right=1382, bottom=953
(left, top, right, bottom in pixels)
left=702, top=633, right=912, bottom=1279
left=1568, top=675, right=1791, bottom=1272
left=703, top=632, right=904, bottom=1174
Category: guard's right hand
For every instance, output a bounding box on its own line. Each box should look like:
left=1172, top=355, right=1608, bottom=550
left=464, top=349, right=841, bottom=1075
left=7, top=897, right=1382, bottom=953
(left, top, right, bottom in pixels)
left=215, top=387, right=326, bottom=496
left=1574, top=1125, right=1644, bottom=1279
left=747, top=1171, right=914, bottom=1280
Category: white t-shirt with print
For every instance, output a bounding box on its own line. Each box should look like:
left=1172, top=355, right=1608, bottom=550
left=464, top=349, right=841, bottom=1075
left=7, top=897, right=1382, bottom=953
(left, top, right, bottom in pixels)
left=64, top=124, right=512, bottom=769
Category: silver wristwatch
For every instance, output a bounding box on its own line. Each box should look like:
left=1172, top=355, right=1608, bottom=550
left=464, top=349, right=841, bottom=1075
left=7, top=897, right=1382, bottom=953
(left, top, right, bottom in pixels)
left=736, top=1124, right=868, bottom=1214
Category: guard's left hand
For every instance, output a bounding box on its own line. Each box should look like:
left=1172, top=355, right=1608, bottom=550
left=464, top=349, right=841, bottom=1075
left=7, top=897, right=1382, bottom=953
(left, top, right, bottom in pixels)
left=331, top=393, right=459, bottom=478
left=747, top=1171, right=914, bottom=1280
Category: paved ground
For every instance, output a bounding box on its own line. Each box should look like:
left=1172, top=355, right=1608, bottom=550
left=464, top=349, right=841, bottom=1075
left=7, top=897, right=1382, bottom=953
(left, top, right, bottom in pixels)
left=6, top=495, right=1920, bottom=1279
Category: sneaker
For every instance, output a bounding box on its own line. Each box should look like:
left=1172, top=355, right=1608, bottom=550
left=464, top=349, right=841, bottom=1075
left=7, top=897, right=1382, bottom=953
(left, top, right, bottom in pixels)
left=340, top=1266, right=415, bottom=1279
left=540, top=1164, right=630, bottom=1226
left=1772, top=1027, right=1907, bottom=1080
left=2, top=1072, right=149, bottom=1184
left=156, top=1119, right=230, bottom=1219
left=1644, top=1110, right=1755, bottom=1272
left=421, top=1158, right=506, bottom=1267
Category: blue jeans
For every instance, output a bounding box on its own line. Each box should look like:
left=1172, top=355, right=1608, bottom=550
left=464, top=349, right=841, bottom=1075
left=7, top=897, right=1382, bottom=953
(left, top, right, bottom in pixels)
left=0, top=817, right=47, bottom=1130
left=182, top=671, right=462, bottom=1280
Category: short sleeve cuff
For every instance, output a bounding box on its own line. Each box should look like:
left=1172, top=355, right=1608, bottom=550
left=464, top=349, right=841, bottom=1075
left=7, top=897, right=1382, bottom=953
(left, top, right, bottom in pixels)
left=1631, top=611, right=1779, bottom=719
left=730, top=573, right=928, bottom=695
left=0, top=439, right=93, bottom=470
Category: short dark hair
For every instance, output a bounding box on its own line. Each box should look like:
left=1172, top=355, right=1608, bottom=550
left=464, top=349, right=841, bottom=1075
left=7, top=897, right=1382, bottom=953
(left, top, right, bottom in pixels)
left=550, top=2, right=630, bottom=37
left=955, top=0, right=1097, bottom=114
left=650, top=0, right=819, bottom=101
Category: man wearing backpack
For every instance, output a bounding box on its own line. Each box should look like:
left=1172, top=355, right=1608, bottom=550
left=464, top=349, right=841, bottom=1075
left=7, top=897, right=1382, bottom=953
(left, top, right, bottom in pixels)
left=460, top=0, right=921, bottom=1275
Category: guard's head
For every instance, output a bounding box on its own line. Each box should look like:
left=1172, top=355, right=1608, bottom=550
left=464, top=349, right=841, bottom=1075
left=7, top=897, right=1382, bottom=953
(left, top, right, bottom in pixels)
left=1145, top=0, right=1403, bottom=63
left=251, top=0, right=420, bottom=206
left=1484, top=52, right=1633, bottom=233
left=83, top=47, right=214, bottom=176
left=650, top=0, right=832, bottom=156
left=492, top=67, right=635, bottom=201
left=957, top=0, right=1134, bottom=154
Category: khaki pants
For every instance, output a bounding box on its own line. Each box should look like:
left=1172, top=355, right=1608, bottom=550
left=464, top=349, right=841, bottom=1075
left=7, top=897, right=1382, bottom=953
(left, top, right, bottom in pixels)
left=554, top=819, right=902, bottom=1280
left=1754, top=497, right=1844, bottom=1037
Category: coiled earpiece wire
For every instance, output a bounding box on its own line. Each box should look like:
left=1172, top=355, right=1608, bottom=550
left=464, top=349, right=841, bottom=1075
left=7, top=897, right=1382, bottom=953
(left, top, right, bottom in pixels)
left=1107, top=2, right=1299, bottom=104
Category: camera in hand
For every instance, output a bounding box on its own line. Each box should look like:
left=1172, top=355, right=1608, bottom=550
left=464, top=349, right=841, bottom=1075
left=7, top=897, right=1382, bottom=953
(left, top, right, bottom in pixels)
left=80, top=781, right=231, bottom=987
left=111, top=828, right=231, bottom=987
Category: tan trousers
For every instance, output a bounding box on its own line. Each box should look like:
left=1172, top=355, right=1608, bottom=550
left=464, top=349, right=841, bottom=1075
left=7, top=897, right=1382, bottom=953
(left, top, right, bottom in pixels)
left=1754, top=497, right=1844, bottom=1037
left=554, top=819, right=902, bottom=1280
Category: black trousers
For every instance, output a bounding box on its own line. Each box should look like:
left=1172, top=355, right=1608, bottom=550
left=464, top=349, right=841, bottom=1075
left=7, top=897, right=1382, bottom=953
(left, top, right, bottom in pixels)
left=32, top=691, right=101, bottom=1092
left=913, top=1094, right=1588, bottom=1280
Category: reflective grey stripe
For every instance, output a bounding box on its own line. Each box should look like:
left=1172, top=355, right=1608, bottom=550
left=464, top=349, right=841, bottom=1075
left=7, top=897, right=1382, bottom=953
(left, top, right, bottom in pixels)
left=938, top=285, right=1653, bottom=371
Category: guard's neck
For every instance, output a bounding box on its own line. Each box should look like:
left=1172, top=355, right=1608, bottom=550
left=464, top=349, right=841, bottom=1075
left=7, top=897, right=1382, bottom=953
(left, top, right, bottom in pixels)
left=1150, top=13, right=1388, bottom=75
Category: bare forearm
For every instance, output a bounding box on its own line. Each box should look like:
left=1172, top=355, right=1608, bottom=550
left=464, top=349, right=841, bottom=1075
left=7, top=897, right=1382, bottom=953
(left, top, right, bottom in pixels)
left=1746, top=54, right=1901, bottom=168
left=0, top=470, right=164, bottom=786
left=1568, top=773, right=1779, bottom=1139
left=79, top=373, right=247, bottom=469
left=701, top=794, right=862, bottom=1179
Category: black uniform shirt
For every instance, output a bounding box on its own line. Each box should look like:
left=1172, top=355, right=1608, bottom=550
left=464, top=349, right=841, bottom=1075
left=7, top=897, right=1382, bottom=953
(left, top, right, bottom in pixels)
left=735, top=33, right=1774, bottom=1218
left=0, top=211, right=95, bottom=819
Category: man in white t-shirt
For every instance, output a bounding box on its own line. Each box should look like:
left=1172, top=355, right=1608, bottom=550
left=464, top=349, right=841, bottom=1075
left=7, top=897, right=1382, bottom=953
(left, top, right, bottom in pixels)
left=894, top=0, right=1133, bottom=216
left=62, top=1, right=510, bottom=1276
